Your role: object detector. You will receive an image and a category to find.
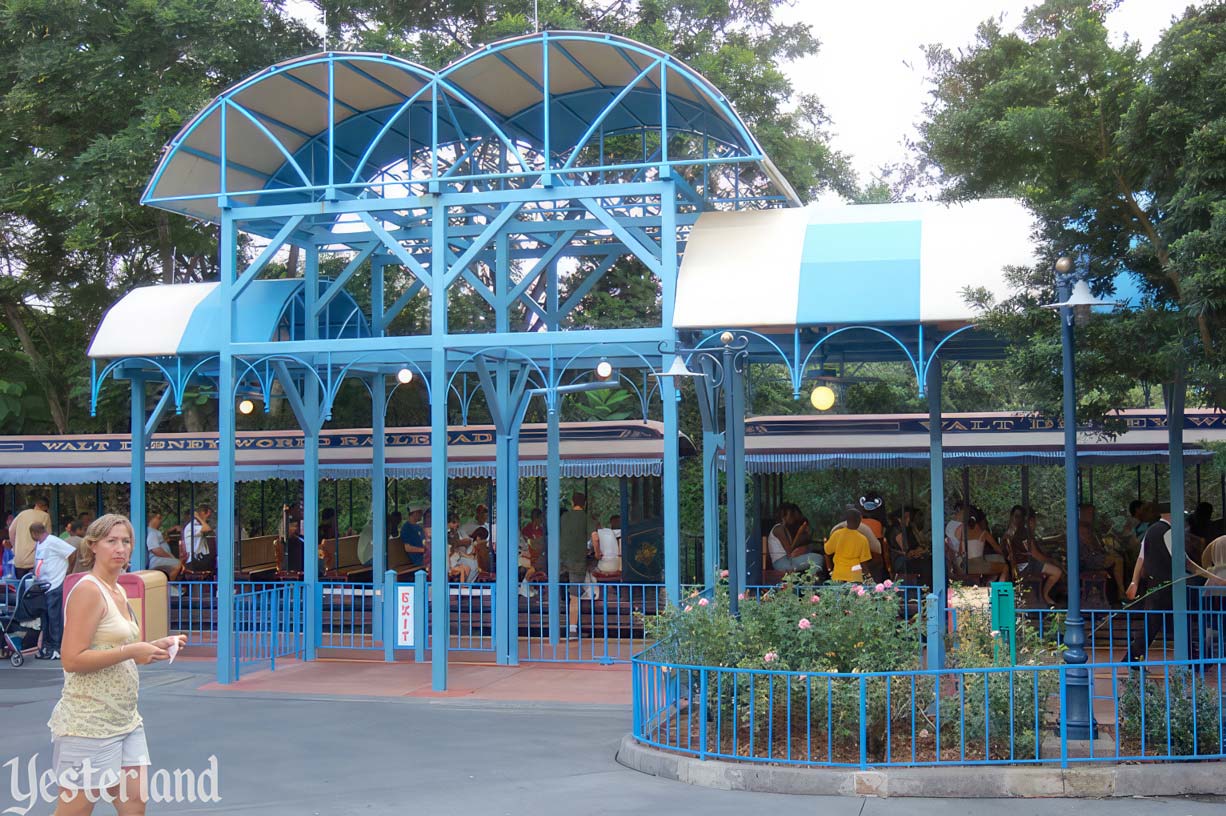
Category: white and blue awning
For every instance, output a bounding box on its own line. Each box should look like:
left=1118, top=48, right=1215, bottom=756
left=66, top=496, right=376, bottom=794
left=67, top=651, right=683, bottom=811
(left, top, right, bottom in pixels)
left=87, top=279, right=369, bottom=359
left=0, top=420, right=693, bottom=485
left=674, top=198, right=1039, bottom=329
left=727, top=410, right=1225, bottom=472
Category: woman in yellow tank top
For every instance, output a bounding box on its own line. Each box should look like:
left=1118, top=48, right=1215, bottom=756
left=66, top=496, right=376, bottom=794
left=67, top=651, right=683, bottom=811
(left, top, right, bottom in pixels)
left=48, top=514, right=186, bottom=814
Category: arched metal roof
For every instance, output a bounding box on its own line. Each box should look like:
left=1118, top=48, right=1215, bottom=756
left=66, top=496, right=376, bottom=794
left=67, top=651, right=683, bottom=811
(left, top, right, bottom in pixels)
left=88, top=279, right=369, bottom=358
left=143, top=31, right=797, bottom=223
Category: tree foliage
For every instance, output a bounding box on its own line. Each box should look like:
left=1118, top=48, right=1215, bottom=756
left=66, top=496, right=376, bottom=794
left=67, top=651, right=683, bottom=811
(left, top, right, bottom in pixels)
left=0, top=0, right=316, bottom=432
left=917, top=0, right=1226, bottom=417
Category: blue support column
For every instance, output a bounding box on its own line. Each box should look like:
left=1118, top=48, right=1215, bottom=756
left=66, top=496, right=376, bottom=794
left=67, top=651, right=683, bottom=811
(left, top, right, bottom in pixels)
left=302, top=246, right=320, bottom=662
left=546, top=402, right=561, bottom=645
left=1168, top=370, right=1188, bottom=660
left=499, top=428, right=521, bottom=664
left=371, top=374, right=387, bottom=643
left=429, top=345, right=449, bottom=690
left=724, top=345, right=747, bottom=604
left=493, top=363, right=513, bottom=665
left=429, top=195, right=449, bottom=691
left=129, top=377, right=147, bottom=572
left=926, top=361, right=946, bottom=671
left=661, top=369, right=681, bottom=605
left=693, top=356, right=721, bottom=591
left=702, top=431, right=720, bottom=589
left=216, top=208, right=237, bottom=685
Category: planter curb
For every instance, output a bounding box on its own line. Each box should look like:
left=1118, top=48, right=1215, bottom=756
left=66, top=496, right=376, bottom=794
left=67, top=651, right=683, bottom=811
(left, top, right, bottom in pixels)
left=616, top=734, right=1226, bottom=798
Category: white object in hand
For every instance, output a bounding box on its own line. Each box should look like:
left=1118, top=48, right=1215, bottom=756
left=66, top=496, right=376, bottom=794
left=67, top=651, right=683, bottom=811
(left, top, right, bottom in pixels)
left=167, top=639, right=180, bottom=665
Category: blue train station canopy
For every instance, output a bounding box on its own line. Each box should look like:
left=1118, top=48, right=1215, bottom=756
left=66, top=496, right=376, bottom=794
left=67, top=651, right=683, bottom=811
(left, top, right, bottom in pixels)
left=675, top=198, right=1037, bottom=330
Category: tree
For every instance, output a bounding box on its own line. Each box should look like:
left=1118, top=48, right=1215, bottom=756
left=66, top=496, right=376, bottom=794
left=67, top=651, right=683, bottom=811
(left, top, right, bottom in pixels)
left=916, top=0, right=1226, bottom=419
left=0, top=0, right=316, bottom=432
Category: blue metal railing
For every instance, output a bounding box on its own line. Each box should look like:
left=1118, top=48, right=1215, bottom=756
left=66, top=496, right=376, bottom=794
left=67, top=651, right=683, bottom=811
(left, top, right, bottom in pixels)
left=318, top=581, right=382, bottom=650
left=520, top=582, right=666, bottom=663
left=633, top=646, right=1226, bottom=769
left=425, top=581, right=497, bottom=653
left=233, top=583, right=305, bottom=679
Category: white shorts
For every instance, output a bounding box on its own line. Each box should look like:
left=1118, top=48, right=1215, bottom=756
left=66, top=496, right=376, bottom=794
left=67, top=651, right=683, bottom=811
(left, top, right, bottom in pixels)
left=52, top=726, right=150, bottom=791
left=148, top=554, right=181, bottom=572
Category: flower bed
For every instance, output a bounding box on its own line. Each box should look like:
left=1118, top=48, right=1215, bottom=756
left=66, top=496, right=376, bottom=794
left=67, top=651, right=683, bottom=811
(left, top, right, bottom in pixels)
left=634, top=572, right=1226, bottom=767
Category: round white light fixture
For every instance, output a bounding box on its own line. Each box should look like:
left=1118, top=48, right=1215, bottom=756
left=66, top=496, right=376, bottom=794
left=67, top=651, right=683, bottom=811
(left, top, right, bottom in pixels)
left=396, top=367, right=414, bottom=385
left=238, top=399, right=255, bottom=415
left=595, top=360, right=614, bottom=380
left=810, top=385, right=836, bottom=411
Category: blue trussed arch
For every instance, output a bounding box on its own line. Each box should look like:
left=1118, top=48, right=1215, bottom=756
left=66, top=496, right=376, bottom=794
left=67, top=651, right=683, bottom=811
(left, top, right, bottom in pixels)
left=141, top=33, right=797, bottom=225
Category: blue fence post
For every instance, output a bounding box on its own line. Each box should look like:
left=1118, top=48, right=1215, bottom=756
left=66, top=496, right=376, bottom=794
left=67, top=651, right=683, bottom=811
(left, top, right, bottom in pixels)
left=271, top=589, right=279, bottom=672
left=383, top=570, right=396, bottom=663
left=414, top=570, right=427, bottom=663
left=698, top=669, right=709, bottom=761
left=858, top=675, right=868, bottom=770
left=1058, top=665, right=1069, bottom=769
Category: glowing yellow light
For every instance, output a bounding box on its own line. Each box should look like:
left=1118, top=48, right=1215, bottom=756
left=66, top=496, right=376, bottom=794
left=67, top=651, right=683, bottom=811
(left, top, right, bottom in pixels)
left=810, top=386, right=836, bottom=411
left=396, top=368, right=414, bottom=385
left=238, top=399, right=255, bottom=415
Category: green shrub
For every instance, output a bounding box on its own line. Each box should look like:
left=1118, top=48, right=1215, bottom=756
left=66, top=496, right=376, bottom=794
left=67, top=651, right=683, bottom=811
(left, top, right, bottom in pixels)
left=1118, top=667, right=1225, bottom=757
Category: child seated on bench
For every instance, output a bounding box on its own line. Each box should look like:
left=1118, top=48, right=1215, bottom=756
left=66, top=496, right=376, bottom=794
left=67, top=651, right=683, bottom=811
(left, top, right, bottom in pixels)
left=447, top=512, right=479, bottom=583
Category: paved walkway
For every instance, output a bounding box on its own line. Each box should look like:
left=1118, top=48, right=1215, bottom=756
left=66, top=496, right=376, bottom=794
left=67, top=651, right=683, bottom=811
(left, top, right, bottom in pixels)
left=198, top=657, right=632, bottom=704
left=3, top=660, right=1224, bottom=814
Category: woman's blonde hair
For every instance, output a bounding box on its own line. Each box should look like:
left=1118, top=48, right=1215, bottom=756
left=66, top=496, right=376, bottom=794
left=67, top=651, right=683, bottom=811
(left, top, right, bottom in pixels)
left=78, top=513, right=136, bottom=572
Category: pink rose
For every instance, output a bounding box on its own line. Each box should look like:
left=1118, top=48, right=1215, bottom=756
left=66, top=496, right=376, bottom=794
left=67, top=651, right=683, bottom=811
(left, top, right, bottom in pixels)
left=854, top=585, right=866, bottom=596
left=719, top=569, right=729, bottom=578
left=764, top=651, right=778, bottom=663
left=683, top=605, right=692, bottom=613
left=874, top=583, right=885, bottom=592
left=798, top=618, right=812, bottom=630
left=698, top=597, right=710, bottom=607
left=883, top=579, right=894, bottom=589
left=810, top=594, right=821, bottom=603
left=737, top=593, right=745, bottom=600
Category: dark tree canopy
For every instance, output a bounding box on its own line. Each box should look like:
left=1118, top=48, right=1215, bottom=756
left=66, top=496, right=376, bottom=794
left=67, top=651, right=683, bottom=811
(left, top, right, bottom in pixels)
left=918, top=0, right=1226, bottom=417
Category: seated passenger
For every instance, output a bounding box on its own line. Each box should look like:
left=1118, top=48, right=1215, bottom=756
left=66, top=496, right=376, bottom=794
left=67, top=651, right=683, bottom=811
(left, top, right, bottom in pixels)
left=146, top=512, right=183, bottom=582
left=767, top=504, right=823, bottom=573
left=825, top=508, right=873, bottom=582
left=447, top=512, right=479, bottom=583
left=590, top=514, right=622, bottom=573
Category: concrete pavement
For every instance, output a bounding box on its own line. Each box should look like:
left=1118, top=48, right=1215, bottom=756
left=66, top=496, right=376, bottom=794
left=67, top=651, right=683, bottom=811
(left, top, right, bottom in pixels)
left=2, top=660, right=1223, bottom=814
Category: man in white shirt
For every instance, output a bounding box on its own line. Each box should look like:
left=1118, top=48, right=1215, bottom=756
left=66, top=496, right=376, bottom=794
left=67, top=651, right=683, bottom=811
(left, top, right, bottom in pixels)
left=181, top=505, right=215, bottom=572
left=147, top=511, right=184, bottom=581
left=32, top=521, right=76, bottom=660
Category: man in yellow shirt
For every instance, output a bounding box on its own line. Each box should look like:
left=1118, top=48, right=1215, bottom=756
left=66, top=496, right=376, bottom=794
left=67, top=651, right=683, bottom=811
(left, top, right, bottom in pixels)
left=8, top=495, right=50, bottom=579
left=825, top=508, right=872, bottom=582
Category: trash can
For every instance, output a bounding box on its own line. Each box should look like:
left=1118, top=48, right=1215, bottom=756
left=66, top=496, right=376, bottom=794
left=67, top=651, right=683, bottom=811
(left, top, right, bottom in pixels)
left=62, top=570, right=169, bottom=642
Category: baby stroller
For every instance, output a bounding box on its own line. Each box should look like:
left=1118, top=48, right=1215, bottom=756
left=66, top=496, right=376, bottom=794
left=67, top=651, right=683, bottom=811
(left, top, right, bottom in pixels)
left=1, top=573, right=48, bottom=667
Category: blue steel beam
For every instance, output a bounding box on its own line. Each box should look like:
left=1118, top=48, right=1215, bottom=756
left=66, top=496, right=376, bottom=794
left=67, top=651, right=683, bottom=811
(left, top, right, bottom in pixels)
left=371, top=373, right=387, bottom=645
left=216, top=209, right=237, bottom=685
left=429, top=199, right=449, bottom=691
left=129, top=377, right=147, bottom=571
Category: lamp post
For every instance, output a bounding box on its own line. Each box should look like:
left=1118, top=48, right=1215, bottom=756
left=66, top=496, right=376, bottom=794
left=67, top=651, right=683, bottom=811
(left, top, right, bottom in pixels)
left=1044, top=255, right=1114, bottom=742
left=656, top=332, right=750, bottom=615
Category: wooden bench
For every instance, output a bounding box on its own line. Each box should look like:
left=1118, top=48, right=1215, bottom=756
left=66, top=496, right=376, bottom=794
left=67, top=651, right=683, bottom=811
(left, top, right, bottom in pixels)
left=387, top=537, right=424, bottom=579
left=324, top=535, right=372, bottom=582
left=236, top=535, right=279, bottom=580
